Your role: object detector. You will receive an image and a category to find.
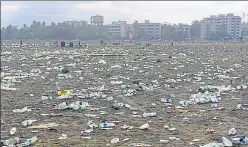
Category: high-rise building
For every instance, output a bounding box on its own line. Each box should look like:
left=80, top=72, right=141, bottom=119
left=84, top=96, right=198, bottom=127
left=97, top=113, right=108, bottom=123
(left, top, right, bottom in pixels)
left=63, top=20, right=87, bottom=27
left=174, top=23, right=191, bottom=37
left=133, top=20, right=162, bottom=39
left=90, top=15, right=104, bottom=27
left=200, top=13, right=241, bottom=39
left=106, top=20, right=127, bottom=38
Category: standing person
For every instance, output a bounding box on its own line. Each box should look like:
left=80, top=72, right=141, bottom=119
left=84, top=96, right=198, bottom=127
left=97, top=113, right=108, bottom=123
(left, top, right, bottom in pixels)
left=20, top=40, right=23, bottom=46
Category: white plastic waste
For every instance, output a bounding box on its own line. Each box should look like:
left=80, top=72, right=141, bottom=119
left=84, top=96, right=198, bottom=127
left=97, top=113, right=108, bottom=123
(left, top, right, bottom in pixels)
left=139, top=123, right=149, bottom=130
left=13, top=107, right=32, bottom=113
left=22, top=119, right=37, bottom=126
left=221, top=137, right=232, bottom=146
left=111, top=138, right=120, bottom=144
left=10, top=127, right=16, bottom=135
left=228, top=128, right=236, bottom=136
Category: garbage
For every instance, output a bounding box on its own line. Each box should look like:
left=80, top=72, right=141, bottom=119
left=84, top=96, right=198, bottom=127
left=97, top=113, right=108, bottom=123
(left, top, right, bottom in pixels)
left=28, top=123, right=59, bottom=129
left=237, top=84, right=247, bottom=90
left=2, top=40, right=248, bottom=146
left=129, top=143, right=151, bottom=146
left=68, top=101, right=88, bottom=111
left=1, top=137, right=20, bottom=146
left=161, top=95, right=172, bottom=105
left=54, top=102, right=68, bottom=110
left=231, top=135, right=248, bottom=145
left=80, top=128, right=93, bottom=136
left=159, top=140, right=169, bottom=144
left=98, top=59, right=107, bottom=64
left=182, top=117, right=190, bottom=124
left=58, top=90, right=73, bottom=95
left=219, top=137, right=232, bottom=146
left=139, top=123, right=149, bottom=130
left=111, top=138, right=120, bottom=144
left=206, top=126, right=215, bottom=133
left=122, top=138, right=129, bottom=142
left=142, top=112, right=156, bottom=118
left=41, top=95, right=52, bottom=100
left=10, top=127, right=17, bottom=135
left=1, top=119, right=5, bottom=124
left=22, top=136, right=37, bottom=146
left=168, top=127, right=177, bottom=131
left=192, top=139, right=200, bottom=142
left=200, top=142, right=224, bottom=147
left=99, top=121, right=115, bottom=128
left=58, top=134, right=68, bottom=140
left=228, top=128, right=236, bottom=136
left=236, top=104, right=248, bottom=110
left=169, top=137, right=176, bottom=140
left=13, top=107, right=32, bottom=113
left=22, top=119, right=37, bottom=126
left=61, top=68, right=69, bottom=73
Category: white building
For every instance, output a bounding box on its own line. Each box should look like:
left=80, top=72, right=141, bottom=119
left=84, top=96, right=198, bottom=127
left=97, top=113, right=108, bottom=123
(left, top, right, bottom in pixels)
left=63, top=20, right=87, bottom=27
left=106, top=20, right=127, bottom=38
left=174, top=23, right=191, bottom=37
left=242, top=22, right=248, bottom=32
left=90, top=15, right=104, bottom=27
left=200, top=13, right=241, bottom=39
left=134, top=20, right=162, bottom=39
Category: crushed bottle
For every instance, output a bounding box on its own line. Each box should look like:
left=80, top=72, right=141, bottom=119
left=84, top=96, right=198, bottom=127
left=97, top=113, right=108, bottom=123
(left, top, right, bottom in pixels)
left=22, top=136, right=38, bottom=146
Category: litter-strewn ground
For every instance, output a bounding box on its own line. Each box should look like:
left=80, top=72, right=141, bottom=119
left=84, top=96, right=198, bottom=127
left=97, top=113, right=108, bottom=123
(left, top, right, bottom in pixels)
left=1, top=41, right=248, bottom=147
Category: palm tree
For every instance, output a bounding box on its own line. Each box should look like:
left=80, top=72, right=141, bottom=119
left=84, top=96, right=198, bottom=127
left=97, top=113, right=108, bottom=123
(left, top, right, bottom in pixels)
left=42, top=21, right=46, bottom=27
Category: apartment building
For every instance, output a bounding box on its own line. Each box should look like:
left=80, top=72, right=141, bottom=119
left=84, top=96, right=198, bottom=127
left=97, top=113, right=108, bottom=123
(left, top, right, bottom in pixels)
left=134, top=20, right=162, bottom=39
left=90, top=15, right=104, bottom=27
left=106, top=20, right=127, bottom=38
left=63, top=20, right=87, bottom=27
left=200, top=13, right=241, bottom=39
left=242, top=22, right=248, bottom=32
left=174, top=23, right=191, bottom=37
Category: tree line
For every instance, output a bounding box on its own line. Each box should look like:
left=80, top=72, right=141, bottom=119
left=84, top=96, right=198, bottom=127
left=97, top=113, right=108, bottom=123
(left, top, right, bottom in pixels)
left=1, top=20, right=233, bottom=41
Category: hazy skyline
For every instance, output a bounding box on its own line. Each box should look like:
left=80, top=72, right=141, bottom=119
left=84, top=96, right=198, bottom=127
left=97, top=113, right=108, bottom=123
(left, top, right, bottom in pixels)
left=1, top=1, right=248, bottom=27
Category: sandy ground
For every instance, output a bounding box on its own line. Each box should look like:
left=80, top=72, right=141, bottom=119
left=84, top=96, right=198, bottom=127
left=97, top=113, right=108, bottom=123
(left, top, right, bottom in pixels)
left=1, top=41, right=248, bottom=147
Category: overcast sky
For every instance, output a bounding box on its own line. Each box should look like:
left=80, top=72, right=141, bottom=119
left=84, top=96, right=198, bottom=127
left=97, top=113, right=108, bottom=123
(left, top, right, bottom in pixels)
left=1, top=1, right=248, bottom=27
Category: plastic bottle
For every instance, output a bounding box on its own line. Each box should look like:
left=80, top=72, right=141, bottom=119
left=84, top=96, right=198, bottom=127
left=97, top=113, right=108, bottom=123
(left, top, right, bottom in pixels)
left=41, top=95, right=52, bottom=100
left=143, top=112, right=157, bottom=117
left=220, top=137, right=232, bottom=146
left=58, top=90, right=73, bottom=95
left=99, top=121, right=115, bottom=128
left=85, top=114, right=97, bottom=118
left=69, top=101, right=88, bottom=111
left=179, top=100, right=190, bottom=107
left=13, top=107, right=32, bottom=113
left=22, top=136, right=37, bottom=146
left=55, top=102, right=68, bottom=110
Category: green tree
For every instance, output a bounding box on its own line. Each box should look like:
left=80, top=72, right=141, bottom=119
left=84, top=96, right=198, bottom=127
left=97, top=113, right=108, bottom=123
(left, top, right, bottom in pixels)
left=161, top=23, right=176, bottom=40
left=42, top=21, right=46, bottom=27
left=51, top=22, right=56, bottom=26
left=190, top=20, right=201, bottom=38
left=4, top=25, right=14, bottom=40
